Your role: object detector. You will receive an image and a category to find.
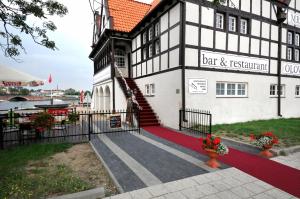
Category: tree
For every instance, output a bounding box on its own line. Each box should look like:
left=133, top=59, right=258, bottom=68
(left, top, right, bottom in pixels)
left=64, top=88, right=79, bottom=96
left=0, top=0, right=68, bottom=59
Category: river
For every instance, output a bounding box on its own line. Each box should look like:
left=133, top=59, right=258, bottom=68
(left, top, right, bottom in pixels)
left=0, top=99, right=79, bottom=111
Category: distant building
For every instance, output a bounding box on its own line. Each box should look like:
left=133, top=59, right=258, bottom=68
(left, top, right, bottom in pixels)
left=40, top=90, right=65, bottom=97
left=90, top=0, right=300, bottom=128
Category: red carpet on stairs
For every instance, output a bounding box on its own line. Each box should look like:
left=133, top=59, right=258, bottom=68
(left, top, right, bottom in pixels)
left=144, top=126, right=300, bottom=198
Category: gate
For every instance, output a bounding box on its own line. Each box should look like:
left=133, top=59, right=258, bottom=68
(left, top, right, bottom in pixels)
left=179, top=109, right=212, bottom=137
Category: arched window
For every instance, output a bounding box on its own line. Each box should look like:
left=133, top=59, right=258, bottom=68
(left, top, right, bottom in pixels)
left=115, top=49, right=125, bottom=68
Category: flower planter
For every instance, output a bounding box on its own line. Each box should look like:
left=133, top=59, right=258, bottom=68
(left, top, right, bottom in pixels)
left=205, top=148, right=220, bottom=168
left=259, top=144, right=274, bottom=158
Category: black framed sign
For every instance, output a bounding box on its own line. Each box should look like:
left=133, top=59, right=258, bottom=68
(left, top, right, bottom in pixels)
left=110, top=115, right=121, bottom=128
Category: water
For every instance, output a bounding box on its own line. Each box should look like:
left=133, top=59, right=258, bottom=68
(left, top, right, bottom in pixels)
left=0, top=99, right=78, bottom=111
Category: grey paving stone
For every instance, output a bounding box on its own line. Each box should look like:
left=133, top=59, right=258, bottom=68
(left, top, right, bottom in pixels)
left=231, top=186, right=256, bottom=198
left=196, top=184, right=219, bottom=195
left=215, top=190, right=240, bottom=199
left=146, top=184, right=169, bottom=197
left=201, top=195, right=220, bottom=199
left=222, top=177, right=244, bottom=187
left=265, top=188, right=294, bottom=199
left=242, top=182, right=267, bottom=194
left=209, top=181, right=232, bottom=191
left=109, top=193, right=132, bottom=199
left=90, top=137, right=146, bottom=192
left=191, top=174, right=211, bottom=185
left=252, top=193, right=275, bottom=199
left=105, top=133, right=208, bottom=183
left=164, top=191, right=188, bottom=199
left=180, top=186, right=205, bottom=199
left=129, top=189, right=152, bottom=199
left=253, top=180, right=273, bottom=190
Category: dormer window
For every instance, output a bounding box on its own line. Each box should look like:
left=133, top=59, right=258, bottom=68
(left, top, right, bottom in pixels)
left=115, top=49, right=125, bottom=68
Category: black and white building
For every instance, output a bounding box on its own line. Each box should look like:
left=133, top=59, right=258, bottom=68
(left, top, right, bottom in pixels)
left=89, top=0, right=300, bottom=128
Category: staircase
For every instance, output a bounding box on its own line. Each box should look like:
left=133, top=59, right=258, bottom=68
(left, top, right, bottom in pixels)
left=117, top=77, right=160, bottom=127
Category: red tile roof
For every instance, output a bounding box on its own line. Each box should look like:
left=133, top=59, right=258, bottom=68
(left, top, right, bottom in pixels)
left=108, top=0, right=161, bottom=32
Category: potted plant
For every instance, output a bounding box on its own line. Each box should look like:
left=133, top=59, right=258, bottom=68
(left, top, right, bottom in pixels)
left=250, top=132, right=279, bottom=158
left=31, top=112, right=55, bottom=137
left=201, top=135, right=229, bottom=168
left=68, top=112, right=79, bottom=123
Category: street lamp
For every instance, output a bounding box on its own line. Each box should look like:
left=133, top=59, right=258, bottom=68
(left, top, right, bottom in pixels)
left=271, top=0, right=291, bottom=23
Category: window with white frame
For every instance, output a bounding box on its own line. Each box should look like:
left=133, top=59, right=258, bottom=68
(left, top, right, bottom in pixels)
left=142, top=32, right=147, bottom=45
left=155, top=40, right=160, bottom=55
left=296, top=85, right=300, bottom=97
left=288, top=32, right=293, bottom=45
left=142, top=47, right=147, bottom=60
left=295, top=33, right=300, bottom=46
left=229, top=16, right=237, bottom=32
left=149, top=44, right=153, bottom=57
left=270, top=84, right=285, bottom=97
left=240, top=18, right=248, bottom=34
left=149, top=26, right=154, bottom=41
left=295, top=49, right=300, bottom=61
left=287, top=48, right=293, bottom=60
left=115, top=49, right=125, bottom=68
left=155, top=22, right=160, bottom=37
left=216, top=13, right=224, bottom=29
left=145, top=84, right=155, bottom=96
left=216, top=82, right=247, bottom=97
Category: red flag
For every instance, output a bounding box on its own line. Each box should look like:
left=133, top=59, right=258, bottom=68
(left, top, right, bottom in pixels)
left=48, top=74, right=52, bottom=83
left=80, top=90, right=84, bottom=103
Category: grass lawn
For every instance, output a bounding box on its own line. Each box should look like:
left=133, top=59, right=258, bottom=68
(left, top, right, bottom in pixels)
left=212, top=118, right=300, bottom=147
left=0, top=143, right=91, bottom=199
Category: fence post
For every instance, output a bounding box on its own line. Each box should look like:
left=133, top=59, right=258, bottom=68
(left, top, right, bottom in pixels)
left=0, top=118, right=4, bottom=149
left=209, top=113, right=212, bottom=135
left=88, top=113, right=92, bottom=141
left=179, top=109, right=182, bottom=131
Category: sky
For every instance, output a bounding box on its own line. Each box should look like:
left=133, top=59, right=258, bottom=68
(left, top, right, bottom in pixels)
left=0, top=0, right=95, bottom=91
left=0, top=0, right=152, bottom=91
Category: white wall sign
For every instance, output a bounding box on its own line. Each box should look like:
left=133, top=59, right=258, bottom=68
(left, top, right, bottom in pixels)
left=288, top=10, right=300, bottom=28
left=200, top=50, right=269, bottom=73
left=282, top=62, right=300, bottom=76
left=189, top=79, right=208, bottom=94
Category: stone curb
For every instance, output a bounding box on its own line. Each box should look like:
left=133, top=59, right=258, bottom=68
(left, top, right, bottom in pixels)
left=48, top=187, right=105, bottom=199
left=89, top=141, right=125, bottom=194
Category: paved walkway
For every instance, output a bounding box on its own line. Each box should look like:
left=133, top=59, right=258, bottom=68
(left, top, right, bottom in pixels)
left=104, top=167, right=296, bottom=199
left=271, top=151, right=300, bottom=170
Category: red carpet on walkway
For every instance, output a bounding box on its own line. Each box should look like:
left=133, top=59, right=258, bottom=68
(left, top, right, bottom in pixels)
left=144, top=126, right=300, bottom=198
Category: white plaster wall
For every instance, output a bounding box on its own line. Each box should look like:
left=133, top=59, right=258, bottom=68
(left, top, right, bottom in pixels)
left=262, top=0, right=270, bottom=18
left=92, top=80, right=112, bottom=111
left=186, top=25, right=199, bottom=46
left=142, top=62, right=147, bottom=76
left=147, top=59, right=153, bottom=74
left=279, top=77, right=300, bottom=118
left=170, top=4, right=180, bottom=27
left=169, top=48, right=180, bottom=68
left=170, top=25, right=180, bottom=48
left=186, top=2, right=199, bottom=24
left=201, top=28, right=214, bottom=48
left=250, top=38, right=260, bottom=55
left=270, top=59, right=277, bottom=74
left=282, top=28, right=287, bottom=43
left=215, top=31, right=226, bottom=50
left=93, top=65, right=111, bottom=84
left=137, top=49, right=141, bottom=63
left=270, top=42, right=278, bottom=58
left=185, top=70, right=286, bottom=124
left=132, top=66, right=136, bottom=78
left=261, top=40, right=269, bottom=56
left=161, top=32, right=168, bottom=52
left=154, top=56, right=160, bottom=72
left=161, top=53, right=168, bottom=70
left=136, top=34, right=141, bottom=49
left=135, top=70, right=182, bottom=128
left=241, top=0, right=250, bottom=12
left=115, top=78, right=127, bottom=111
left=261, top=22, right=270, bottom=39
left=252, top=0, right=261, bottom=16
left=132, top=52, right=136, bottom=65
left=271, top=25, right=278, bottom=41
left=132, top=38, right=136, bottom=51
left=251, top=20, right=261, bottom=37
left=228, top=34, right=238, bottom=52
left=282, top=45, right=286, bottom=59
left=160, top=12, right=168, bottom=33
left=201, top=7, right=214, bottom=27
left=240, top=36, right=249, bottom=54
left=185, top=48, right=198, bottom=67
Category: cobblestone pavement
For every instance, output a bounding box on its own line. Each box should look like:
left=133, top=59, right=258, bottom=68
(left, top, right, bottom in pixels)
left=271, top=151, right=300, bottom=170
left=104, top=167, right=297, bottom=199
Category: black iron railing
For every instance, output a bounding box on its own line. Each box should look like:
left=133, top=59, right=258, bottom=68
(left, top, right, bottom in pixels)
left=0, top=109, right=140, bottom=149
left=179, top=109, right=212, bottom=137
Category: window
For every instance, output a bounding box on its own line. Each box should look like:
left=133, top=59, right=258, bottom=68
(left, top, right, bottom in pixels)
left=295, top=34, right=300, bottom=46
left=270, top=84, right=285, bottom=97
left=240, top=19, right=248, bottom=34
left=115, top=49, right=125, bottom=68
left=149, top=26, right=154, bottom=41
left=229, top=16, right=237, bottom=32
left=155, top=22, right=160, bottom=37
left=216, top=13, right=224, bottom=29
left=287, top=48, right=293, bottom=60
left=216, top=82, right=247, bottom=97
left=295, top=49, right=300, bottom=61
left=142, top=32, right=147, bottom=44
left=296, top=85, right=300, bottom=97
left=288, top=32, right=293, bottom=45
left=155, top=40, right=160, bottom=55
left=149, top=44, right=153, bottom=57
left=142, top=47, right=147, bottom=60
left=145, top=84, right=155, bottom=96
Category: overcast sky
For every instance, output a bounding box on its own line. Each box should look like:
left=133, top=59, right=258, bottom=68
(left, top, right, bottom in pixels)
left=0, top=0, right=151, bottom=91
left=1, top=0, right=94, bottom=91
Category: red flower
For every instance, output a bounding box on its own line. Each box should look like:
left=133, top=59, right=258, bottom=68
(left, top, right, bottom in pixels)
left=263, top=132, right=273, bottom=137
left=250, top=133, right=256, bottom=141
left=213, top=137, right=221, bottom=145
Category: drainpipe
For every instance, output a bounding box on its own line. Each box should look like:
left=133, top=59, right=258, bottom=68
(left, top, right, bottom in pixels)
left=277, top=22, right=282, bottom=117
left=179, top=0, right=186, bottom=119
left=111, top=38, right=116, bottom=112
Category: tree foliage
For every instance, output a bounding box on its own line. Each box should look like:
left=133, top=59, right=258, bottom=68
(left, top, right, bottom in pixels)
left=0, top=0, right=68, bottom=59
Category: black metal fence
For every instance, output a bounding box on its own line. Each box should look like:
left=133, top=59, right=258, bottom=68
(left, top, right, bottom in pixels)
left=179, top=109, right=212, bottom=137
left=0, top=109, right=140, bottom=149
